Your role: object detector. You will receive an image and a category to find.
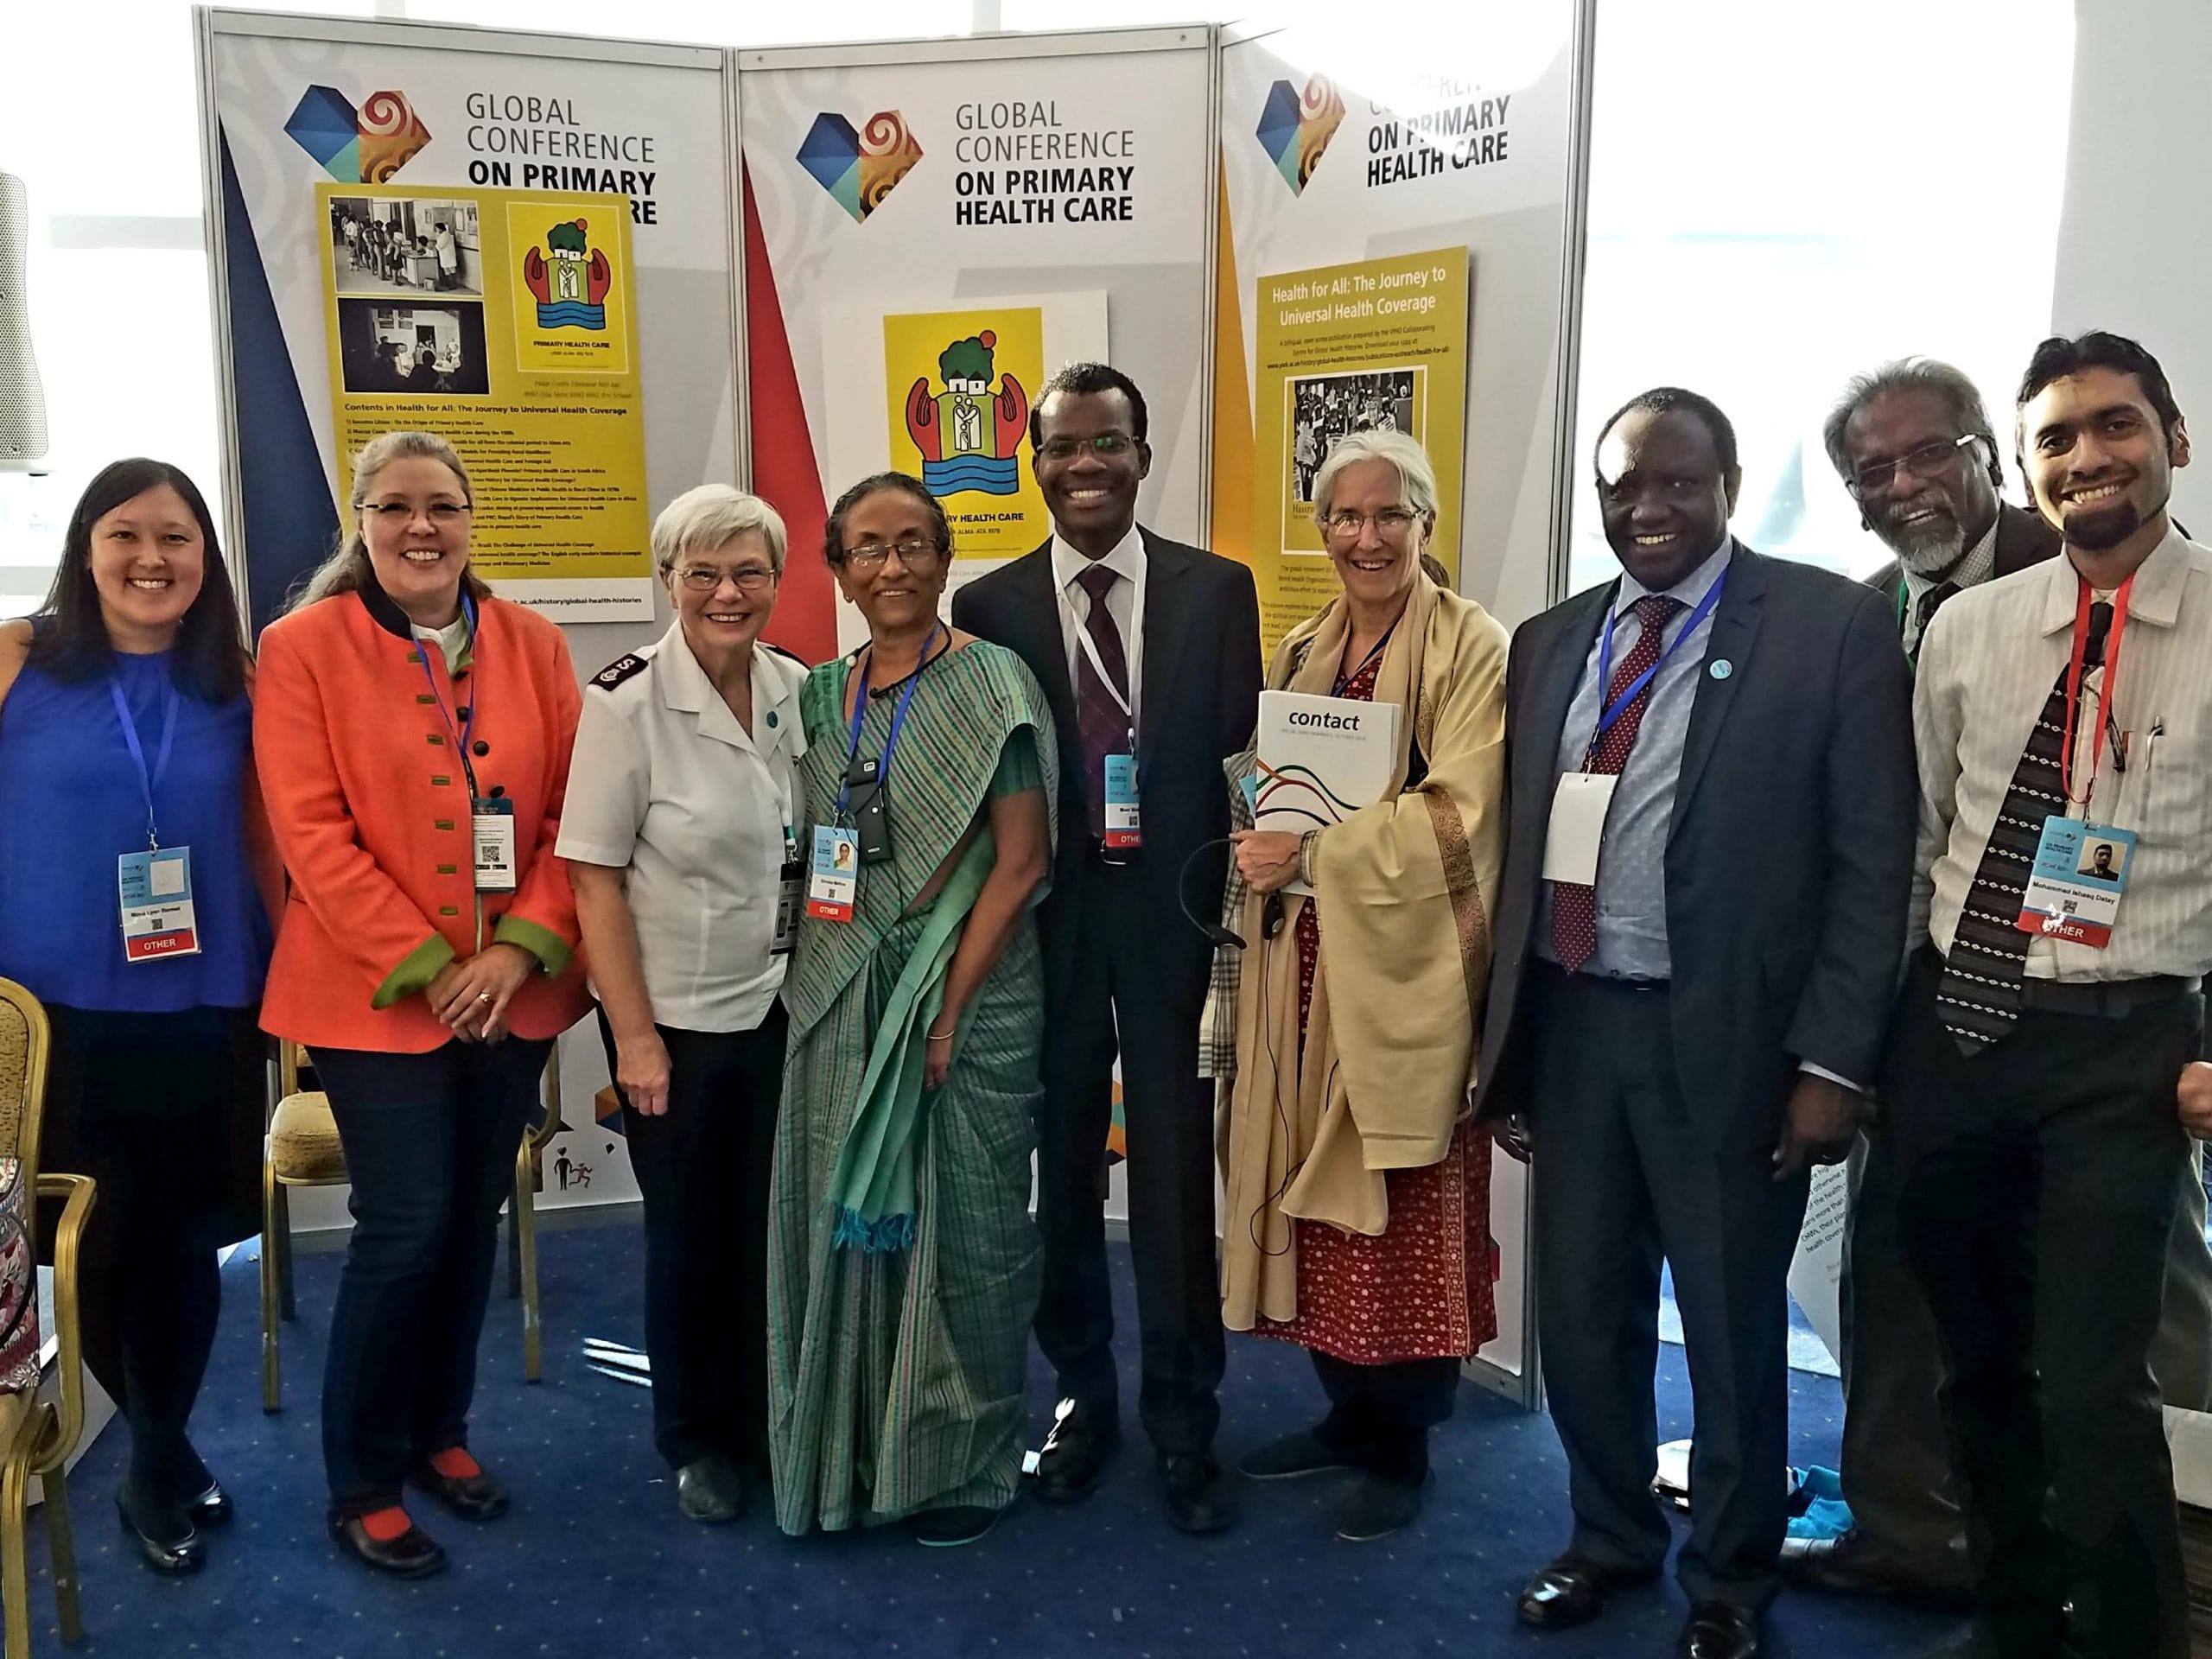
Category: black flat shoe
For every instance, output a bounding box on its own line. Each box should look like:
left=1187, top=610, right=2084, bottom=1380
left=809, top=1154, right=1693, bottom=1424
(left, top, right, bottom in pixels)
left=1160, top=1452, right=1236, bottom=1535
left=183, top=1478, right=233, bottom=1529
left=327, top=1508, right=447, bottom=1579
left=1029, top=1399, right=1118, bottom=1504
left=912, top=1504, right=1001, bottom=1548
left=1238, top=1428, right=1360, bottom=1481
left=408, top=1459, right=509, bottom=1522
left=117, top=1491, right=204, bottom=1576
left=1332, top=1471, right=1427, bottom=1542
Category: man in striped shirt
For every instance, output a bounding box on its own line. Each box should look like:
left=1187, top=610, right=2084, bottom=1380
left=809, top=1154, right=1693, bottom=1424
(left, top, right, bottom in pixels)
left=1891, top=330, right=2212, bottom=1659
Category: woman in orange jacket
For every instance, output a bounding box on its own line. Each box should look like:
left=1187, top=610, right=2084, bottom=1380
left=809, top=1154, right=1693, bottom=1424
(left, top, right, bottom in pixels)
left=253, top=430, right=588, bottom=1579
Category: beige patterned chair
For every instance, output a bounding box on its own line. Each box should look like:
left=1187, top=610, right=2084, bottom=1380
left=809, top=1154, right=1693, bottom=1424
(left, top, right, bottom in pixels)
left=260, top=1042, right=566, bottom=1411
left=0, top=977, right=95, bottom=1659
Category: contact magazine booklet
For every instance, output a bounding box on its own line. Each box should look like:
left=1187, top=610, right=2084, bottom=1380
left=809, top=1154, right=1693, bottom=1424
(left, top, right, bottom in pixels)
left=1253, top=690, right=1400, bottom=896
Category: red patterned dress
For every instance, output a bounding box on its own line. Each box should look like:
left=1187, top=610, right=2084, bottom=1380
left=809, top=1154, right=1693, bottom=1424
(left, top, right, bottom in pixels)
left=1253, top=652, right=1499, bottom=1364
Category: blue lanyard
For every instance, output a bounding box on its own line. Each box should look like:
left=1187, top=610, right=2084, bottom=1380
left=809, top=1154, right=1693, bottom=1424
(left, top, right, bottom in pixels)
left=838, top=624, right=938, bottom=817
left=1585, top=571, right=1727, bottom=761
left=109, top=677, right=181, bottom=850
left=1332, top=621, right=1395, bottom=697
left=414, top=594, right=481, bottom=794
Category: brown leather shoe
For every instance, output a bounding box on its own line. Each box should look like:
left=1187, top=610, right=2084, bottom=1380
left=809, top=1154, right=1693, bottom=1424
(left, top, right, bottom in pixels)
left=1779, top=1529, right=1974, bottom=1613
left=408, top=1456, right=509, bottom=1522
left=327, top=1507, right=446, bottom=1579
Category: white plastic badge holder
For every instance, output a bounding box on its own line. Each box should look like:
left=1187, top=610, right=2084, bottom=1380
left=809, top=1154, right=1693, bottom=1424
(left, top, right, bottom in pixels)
left=1103, top=753, right=1141, bottom=850
left=472, top=797, right=518, bottom=893
left=1543, top=773, right=1618, bottom=887
left=2017, top=817, right=2135, bottom=948
left=807, top=825, right=860, bottom=923
left=118, top=845, right=200, bottom=962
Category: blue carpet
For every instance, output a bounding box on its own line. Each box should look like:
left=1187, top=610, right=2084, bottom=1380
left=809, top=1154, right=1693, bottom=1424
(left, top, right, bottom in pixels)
left=16, top=1223, right=1954, bottom=1657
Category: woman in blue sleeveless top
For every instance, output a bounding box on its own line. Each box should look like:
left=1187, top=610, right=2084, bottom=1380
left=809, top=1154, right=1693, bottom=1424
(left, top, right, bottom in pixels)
left=0, top=460, right=273, bottom=1576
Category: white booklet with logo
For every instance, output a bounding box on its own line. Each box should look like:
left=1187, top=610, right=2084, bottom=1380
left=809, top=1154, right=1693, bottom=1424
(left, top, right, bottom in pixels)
left=1253, top=689, right=1400, bottom=895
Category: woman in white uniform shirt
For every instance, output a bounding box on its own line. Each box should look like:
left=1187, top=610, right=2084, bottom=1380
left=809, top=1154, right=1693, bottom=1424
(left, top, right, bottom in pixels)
left=561, top=486, right=809, bottom=1523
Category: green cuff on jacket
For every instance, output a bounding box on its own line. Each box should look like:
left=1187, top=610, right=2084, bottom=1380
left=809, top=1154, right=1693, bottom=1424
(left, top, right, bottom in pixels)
left=494, top=914, right=572, bottom=980
left=372, top=934, right=457, bottom=1009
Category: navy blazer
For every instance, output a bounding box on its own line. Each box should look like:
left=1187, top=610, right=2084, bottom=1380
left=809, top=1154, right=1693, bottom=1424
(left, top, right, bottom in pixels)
left=1473, top=544, right=1916, bottom=1150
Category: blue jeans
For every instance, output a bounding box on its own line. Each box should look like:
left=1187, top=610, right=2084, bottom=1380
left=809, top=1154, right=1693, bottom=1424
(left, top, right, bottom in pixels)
left=309, top=1037, right=550, bottom=1516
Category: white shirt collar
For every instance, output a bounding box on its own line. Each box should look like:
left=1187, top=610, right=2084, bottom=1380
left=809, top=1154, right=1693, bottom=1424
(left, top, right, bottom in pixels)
left=1051, top=522, right=1146, bottom=595
left=652, top=619, right=802, bottom=756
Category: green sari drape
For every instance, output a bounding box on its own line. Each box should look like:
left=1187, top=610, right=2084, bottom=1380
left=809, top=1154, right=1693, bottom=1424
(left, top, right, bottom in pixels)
left=768, top=640, right=1057, bottom=1535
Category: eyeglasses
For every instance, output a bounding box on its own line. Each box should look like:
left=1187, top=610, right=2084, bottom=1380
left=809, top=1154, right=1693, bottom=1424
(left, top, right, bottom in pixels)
left=1319, top=506, right=1421, bottom=540
left=842, top=537, right=945, bottom=571
left=1847, top=435, right=1980, bottom=499
left=1037, top=433, right=1136, bottom=462
left=364, top=500, right=471, bottom=523
left=674, top=564, right=777, bottom=593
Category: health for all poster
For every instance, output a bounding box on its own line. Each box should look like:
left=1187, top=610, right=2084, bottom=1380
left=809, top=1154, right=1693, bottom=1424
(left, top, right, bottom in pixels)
left=319, top=184, right=653, bottom=619
left=1252, top=246, right=1468, bottom=652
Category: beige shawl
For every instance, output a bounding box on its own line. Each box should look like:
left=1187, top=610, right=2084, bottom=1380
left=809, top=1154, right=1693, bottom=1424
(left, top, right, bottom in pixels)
left=1218, top=572, right=1508, bottom=1331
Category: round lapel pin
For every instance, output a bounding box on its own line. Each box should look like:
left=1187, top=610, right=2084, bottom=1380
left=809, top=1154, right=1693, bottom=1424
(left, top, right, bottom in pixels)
left=766, top=710, right=779, bottom=728
left=1709, top=659, right=1733, bottom=681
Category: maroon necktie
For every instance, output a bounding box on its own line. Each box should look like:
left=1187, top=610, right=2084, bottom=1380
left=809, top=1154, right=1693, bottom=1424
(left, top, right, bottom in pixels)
left=1072, top=563, right=1130, bottom=842
left=1550, top=594, right=1683, bottom=970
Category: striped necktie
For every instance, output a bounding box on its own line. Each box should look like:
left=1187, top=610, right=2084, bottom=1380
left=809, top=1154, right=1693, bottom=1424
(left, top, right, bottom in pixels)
left=1935, top=601, right=2111, bottom=1051
left=1072, top=562, right=1130, bottom=844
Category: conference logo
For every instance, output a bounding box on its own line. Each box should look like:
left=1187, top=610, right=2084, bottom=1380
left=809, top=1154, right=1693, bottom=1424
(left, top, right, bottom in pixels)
left=902, top=329, right=1029, bottom=499
left=1255, top=75, right=1345, bottom=195
left=285, top=86, right=431, bottom=183
left=798, top=110, right=924, bottom=224
left=521, top=219, right=612, bottom=331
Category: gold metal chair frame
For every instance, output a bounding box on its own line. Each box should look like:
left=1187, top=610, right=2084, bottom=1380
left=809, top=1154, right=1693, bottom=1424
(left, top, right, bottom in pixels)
left=0, top=977, right=95, bottom=1659
left=259, top=1042, right=566, bottom=1413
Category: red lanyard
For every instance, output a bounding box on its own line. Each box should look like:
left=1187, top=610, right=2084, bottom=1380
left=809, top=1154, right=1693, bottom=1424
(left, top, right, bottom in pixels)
left=2059, top=574, right=2133, bottom=808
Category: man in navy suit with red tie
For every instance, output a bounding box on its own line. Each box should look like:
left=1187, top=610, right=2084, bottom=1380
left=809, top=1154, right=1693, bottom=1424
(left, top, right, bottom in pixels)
left=952, top=363, right=1262, bottom=1534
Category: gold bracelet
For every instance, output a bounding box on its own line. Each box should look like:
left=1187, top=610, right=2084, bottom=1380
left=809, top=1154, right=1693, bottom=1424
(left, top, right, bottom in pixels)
left=925, top=1025, right=957, bottom=1040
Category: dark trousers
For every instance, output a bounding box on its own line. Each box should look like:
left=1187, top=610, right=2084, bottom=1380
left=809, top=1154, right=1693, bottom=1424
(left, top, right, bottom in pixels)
left=1525, top=967, right=1808, bottom=1611
left=311, top=1035, right=549, bottom=1516
left=1890, top=956, right=2199, bottom=1659
left=37, top=1006, right=258, bottom=1510
left=597, top=1005, right=784, bottom=1471
left=1033, top=858, right=1224, bottom=1455
left=1310, top=1351, right=1459, bottom=1485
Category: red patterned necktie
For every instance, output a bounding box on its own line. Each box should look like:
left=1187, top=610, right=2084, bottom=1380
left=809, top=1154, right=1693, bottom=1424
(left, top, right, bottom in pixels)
left=1072, top=563, right=1130, bottom=843
left=1551, top=594, right=1684, bottom=970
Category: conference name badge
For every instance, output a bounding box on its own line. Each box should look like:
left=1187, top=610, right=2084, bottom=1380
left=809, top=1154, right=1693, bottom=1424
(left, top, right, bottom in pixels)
left=1542, top=773, right=1618, bottom=887
left=1103, top=753, right=1141, bottom=850
left=772, top=834, right=804, bottom=956
left=2016, top=816, right=2135, bottom=948
left=807, top=825, right=860, bottom=924
left=118, top=846, right=200, bottom=963
left=473, top=797, right=518, bottom=893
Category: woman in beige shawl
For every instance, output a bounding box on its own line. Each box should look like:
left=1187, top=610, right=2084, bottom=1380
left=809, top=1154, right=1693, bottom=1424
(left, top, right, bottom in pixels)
left=1210, top=429, right=1507, bottom=1542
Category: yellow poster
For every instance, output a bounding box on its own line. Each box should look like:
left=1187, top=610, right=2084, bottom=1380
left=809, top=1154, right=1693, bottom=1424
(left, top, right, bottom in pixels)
left=1251, top=247, right=1468, bottom=652
left=320, top=184, right=652, bottom=620
left=883, top=306, right=1047, bottom=562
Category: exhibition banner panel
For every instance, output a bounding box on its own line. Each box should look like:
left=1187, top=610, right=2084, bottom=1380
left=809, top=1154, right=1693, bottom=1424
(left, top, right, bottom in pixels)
left=319, top=185, right=652, bottom=605
left=202, top=10, right=740, bottom=632
left=1216, top=7, right=1585, bottom=651
left=737, top=27, right=1215, bottom=659
left=1216, top=6, right=1594, bottom=1400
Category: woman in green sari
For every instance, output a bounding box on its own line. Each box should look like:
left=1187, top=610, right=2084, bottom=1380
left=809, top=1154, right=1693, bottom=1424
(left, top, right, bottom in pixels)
left=769, top=471, right=1057, bottom=1548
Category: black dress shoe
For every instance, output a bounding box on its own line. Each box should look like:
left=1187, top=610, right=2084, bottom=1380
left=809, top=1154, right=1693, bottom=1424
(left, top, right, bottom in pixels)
left=408, top=1459, right=509, bottom=1522
left=1031, top=1400, right=1119, bottom=1504
left=1779, top=1529, right=1973, bottom=1612
left=675, top=1455, right=747, bottom=1524
left=327, top=1509, right=447, bottom=1579
left=183, top=1478, right=233, bottom=1529
left=1159, top=1452, right=1236, bottom=1535
left=1516, top=1555, right=1658, bottom=1630
left=1678, top=1600, right=1761, bottom=1659
left=912, top=1505, right=1002, bottom=1548
left=117, top=1491, right=204, bottom=1576
left=1332, top=1471, right=1427, bottom=1542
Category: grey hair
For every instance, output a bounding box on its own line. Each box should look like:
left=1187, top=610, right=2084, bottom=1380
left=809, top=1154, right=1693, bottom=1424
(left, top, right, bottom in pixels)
left=1821, top=358, right=2004, bottom=491
left=290, top=430, right=487, bottom=612
left=1311, top=428, right=1440, bottom=524
left=652, top=485, right=789, bottom=576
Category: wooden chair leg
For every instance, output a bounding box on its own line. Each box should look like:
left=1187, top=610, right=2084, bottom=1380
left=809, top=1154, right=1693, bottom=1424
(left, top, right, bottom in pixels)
left=275, top=1182, right=296, bottom=1323
left=3, top=1446, right=33, bottom=1659
left=261, top=1160, right=282, bottom=1414
left=515, top=1154, right=543, bottom=1383
left=40, top=1462, right=81, bottom=1645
